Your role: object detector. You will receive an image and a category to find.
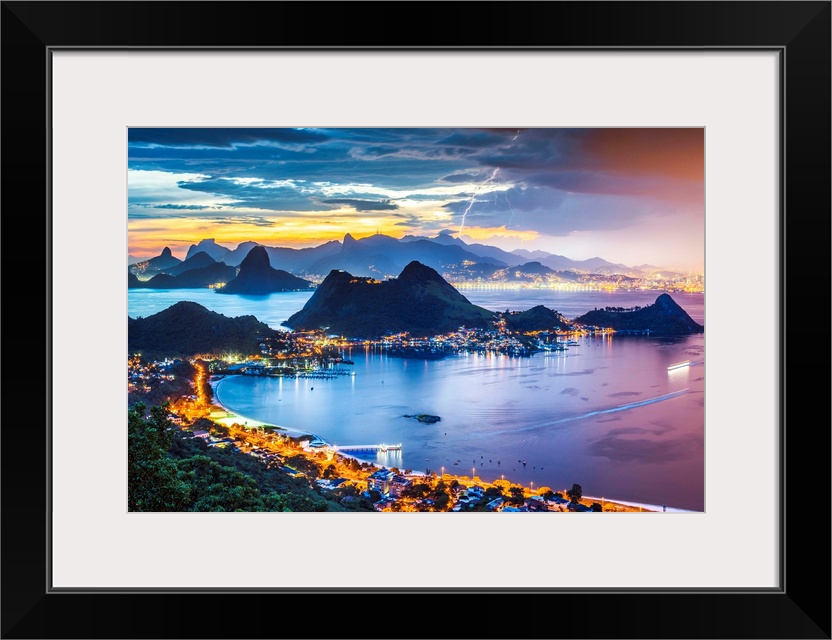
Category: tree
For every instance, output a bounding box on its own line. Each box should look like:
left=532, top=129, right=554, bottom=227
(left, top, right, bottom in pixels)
left=590, top=502, right=603, bottom=512
left=506, top=486, right=525, bottom=505
left=209, top=422, right=230, bottom=437
left=566, top=483, right=583, bottom=504
left=128, top=402, right=190, bottom=511
left=403, top=483, right=430, bottom=499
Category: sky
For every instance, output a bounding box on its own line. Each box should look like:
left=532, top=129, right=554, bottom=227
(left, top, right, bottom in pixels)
left=128, top=128, right=704, bottom=271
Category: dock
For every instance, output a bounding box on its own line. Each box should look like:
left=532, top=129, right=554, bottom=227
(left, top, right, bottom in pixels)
left=332, top=443, right=403, bottom=453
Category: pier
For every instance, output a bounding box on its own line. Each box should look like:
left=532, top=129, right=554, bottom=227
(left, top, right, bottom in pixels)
left=294, top=369, right=356, bottom=379
left=332, top=443, right=403, bottom=453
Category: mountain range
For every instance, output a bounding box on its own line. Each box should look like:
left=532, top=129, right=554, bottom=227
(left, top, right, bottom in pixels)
left=128, top=265, right=703, bottom=354
left=286, top=266, right=701, bottom=338
left=131, top=233, right=687, bottom=282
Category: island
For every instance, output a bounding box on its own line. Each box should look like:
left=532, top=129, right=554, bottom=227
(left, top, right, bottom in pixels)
left=404, top=414, right=441, bottom=424
left=284, top=260, right=496, bottom=337
left=572, top=293, right=704, bottom=335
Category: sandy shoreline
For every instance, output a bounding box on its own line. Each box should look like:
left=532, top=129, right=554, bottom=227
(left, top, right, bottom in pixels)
left=209, top=376, right=405, bottom=473
left=208, top=377, right=320, bottom=439
left=207, top=376, right=690, bottom=509
left=582, top=496, right=696, bottom=513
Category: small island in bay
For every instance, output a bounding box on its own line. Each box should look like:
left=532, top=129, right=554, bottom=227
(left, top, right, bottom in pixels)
left=404, top=414, right=441, bottom=424
left=572, top=293, right=704, bottom=336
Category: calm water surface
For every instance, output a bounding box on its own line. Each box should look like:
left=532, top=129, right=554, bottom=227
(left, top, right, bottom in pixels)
left=128, top=288, right=704, bottom=327
left=128, top=287, right=705, bottom=510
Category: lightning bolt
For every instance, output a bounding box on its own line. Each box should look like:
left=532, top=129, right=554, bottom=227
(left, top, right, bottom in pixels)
left=504, top=188, right=516, bottom=229
left=503, top=130, right=521, bottom=229
left=458, top=130, right=522, bottom=237
left=458, top=167, right=499, bottom=237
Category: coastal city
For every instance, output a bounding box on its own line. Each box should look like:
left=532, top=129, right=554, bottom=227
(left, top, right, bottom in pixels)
left=127, top=127, right=704, bottom=513
left=128, top=326, right=661, bottom=513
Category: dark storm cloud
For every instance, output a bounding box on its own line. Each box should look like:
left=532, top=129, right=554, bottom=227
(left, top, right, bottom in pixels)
left=399, top=193, right=455, bottom=201
left=134, top=203, right=212, bottom=210
left=128, top=212, right=169, bottom=219
left=440, top=171, right=487, bottom=183
left=442, top=185, right=647, bottom=235
left=319, top=199, right=399, bottom=212
left=208, top=216, right=276, bottom=227
left=128, top=128, right=330, bottom=148
left=173, top=178, right=319, bottom=211
left=443, top=186, right=563, bottom=216
left=128, top=128, right=703, bottom=237
left=438, top=130, right=508, bottom=149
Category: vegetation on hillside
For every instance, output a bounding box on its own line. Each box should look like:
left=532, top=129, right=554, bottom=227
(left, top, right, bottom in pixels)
left=128, top=402, right=375, bottom=512
left=128, top=301, right=277, bottom=358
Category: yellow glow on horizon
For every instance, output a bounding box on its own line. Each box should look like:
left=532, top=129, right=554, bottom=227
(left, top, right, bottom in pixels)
left=128, top=211, right=417, bottom=258
left=459, top=226, right=540, bottom=243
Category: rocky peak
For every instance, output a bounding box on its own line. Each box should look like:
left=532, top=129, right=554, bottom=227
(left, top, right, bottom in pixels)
left=239, top=245, right=270, bottom=270
left=398, top=260, right=443, bottom=283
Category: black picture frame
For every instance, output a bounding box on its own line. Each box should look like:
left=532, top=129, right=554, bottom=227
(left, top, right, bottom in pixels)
left=2, top=2, right=829, bottom=638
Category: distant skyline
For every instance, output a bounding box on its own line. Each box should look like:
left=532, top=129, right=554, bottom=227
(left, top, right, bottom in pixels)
left=128, top=128, right=704, bottom=271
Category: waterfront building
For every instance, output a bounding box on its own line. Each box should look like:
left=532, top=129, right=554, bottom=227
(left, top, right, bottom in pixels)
left=389, top=474, right=413, bottom=497
left=367, top=468, right=395, bottom=494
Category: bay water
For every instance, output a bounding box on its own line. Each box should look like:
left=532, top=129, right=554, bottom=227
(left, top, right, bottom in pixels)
left=129, top=287, right=705, bottom=510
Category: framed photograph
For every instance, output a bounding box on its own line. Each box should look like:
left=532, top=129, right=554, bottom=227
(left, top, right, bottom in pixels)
left=125, top=124, right=707, bottom=516
left=3, top=2, right=829, bottom=638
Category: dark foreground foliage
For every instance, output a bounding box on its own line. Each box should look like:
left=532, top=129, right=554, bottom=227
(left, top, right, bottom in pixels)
left=128, top=402, right=374, bottom=512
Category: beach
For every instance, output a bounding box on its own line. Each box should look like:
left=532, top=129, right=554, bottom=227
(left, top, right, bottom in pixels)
left=206, top=376, right=668, bottom=510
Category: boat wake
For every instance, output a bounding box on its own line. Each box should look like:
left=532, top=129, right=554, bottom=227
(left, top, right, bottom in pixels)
left=469, top=388, right=690, bottom=439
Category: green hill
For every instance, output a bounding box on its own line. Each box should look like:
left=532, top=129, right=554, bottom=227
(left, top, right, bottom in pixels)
left=573, top=294, right=703, bottom=335
left=285, top=261, right=495, bottom=337
left=128, top=301, right=277, bottom=357
left=504, top=305, right=573, bottom=332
